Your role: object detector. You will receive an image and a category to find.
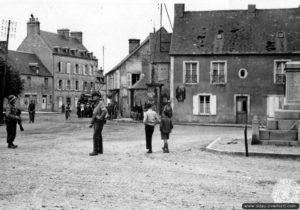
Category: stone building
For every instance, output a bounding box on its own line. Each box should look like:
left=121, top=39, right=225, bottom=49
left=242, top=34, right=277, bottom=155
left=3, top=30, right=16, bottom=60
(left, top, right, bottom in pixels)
left=7, top=50, right=53, bottom=111
left=106, top=28, right=171, bottom=117
left=170, top=4, right=300, bottom=124
left=17, top=15, right=99, bottom=111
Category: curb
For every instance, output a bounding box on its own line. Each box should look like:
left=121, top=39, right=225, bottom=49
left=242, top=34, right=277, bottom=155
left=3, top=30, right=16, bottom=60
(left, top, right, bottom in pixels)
left=112, top=119, right=250, bottom=128
left=205, top=137, right=300, bottom=160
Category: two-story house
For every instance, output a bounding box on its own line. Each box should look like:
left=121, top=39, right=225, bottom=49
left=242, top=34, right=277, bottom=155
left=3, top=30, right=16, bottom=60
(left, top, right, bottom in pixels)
left=7, top=50, right=53, bottom=111
left=106, top=28, right=171, bottom=117
left=17, top=15, right=99, bottom=111
left=170, top=4, right=300, bottom=124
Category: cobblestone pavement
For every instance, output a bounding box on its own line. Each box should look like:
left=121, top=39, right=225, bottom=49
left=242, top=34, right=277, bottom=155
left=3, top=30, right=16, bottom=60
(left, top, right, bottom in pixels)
left=0, top=113, right=300, bottom=210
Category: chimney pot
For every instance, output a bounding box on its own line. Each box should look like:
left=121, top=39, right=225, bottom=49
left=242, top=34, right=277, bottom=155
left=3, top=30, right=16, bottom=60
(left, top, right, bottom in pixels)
left=27, top=15, right=40, bottom=36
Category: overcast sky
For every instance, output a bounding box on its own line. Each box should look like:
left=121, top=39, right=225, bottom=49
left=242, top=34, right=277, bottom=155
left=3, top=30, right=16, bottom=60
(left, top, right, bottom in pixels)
left=1, top=0, right=300, bottom=73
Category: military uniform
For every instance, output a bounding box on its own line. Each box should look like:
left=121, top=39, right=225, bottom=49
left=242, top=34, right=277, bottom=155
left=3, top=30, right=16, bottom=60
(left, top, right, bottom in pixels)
left=5, top=95, right=19, bottom=149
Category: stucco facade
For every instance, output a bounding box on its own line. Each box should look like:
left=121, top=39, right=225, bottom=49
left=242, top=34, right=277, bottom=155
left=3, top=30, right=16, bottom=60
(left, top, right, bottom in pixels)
left=17, top=15, right=99, bottom=111
left=170, top=4, right=300, bottom=124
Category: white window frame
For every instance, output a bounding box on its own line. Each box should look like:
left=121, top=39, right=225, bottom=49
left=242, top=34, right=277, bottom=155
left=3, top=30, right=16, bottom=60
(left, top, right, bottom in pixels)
left=273, top=59, right=290, bottom=84
left=210, top=60, right=227, bottom=84
left=67, top=62, right=71, bottom=74
left=193, top=93, right=217, bottom=116
left=183, top=61, right=199, bottom=84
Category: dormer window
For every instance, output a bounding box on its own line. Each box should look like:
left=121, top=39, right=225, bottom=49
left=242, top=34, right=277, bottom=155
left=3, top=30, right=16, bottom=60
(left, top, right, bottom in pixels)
left=54, top=46, right=61, bottom=53
left=62, top=47, right=69, bottom=54
left=277, top=31, right=285, bottom=38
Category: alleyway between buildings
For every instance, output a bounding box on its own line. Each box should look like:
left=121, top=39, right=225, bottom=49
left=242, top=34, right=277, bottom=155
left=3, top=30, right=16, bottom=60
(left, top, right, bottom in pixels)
left=0, top=113, right=299, bottom=210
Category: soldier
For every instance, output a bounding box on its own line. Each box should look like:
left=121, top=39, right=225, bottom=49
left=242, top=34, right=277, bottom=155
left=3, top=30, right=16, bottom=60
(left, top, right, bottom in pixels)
left=89, top=98, right=107, bottom=156
left=5, top=95, right=20, bottom=149
left=28, top=100, right=35, bottom=123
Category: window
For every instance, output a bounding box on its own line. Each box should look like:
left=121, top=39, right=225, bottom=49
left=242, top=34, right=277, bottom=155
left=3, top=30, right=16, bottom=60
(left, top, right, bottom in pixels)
left=183, top=61, right=199, bottom=84
left=58, top=62, right=62, bottom=73
left=210, top=61, right=227, bottom=84
left=89, top=66, right=92, bottom=75
left=193, top=94, right=216, bottom=115
left=84, top=81, right=87, bottom=91
left=44, top=78, right=49, bottom=89
left=75, top=81, right=79, bottom=90
left=90, top=82, right=94, bottom=91
left=58, top=80, right=63, bottom=90
left=274, top=60, right=290, bottom=84
left=27, top=76, right=31, bottom=89
left=75, top=64, right=79, bottom=74
left=67, top=62, right=71, bottom=74
left=67, top=80, right=71, bottom=90
left=238, top=68, right=248, bottom=79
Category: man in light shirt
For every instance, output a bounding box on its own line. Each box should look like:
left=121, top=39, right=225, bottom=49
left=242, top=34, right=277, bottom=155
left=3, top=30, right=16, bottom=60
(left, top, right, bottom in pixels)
left=143, top=103, right=160, bottom=153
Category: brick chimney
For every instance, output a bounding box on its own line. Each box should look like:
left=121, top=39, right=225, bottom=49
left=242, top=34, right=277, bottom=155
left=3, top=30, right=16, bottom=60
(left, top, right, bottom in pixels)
left=175, top=4, right=185, bottom=18
left=57, top=29, right=70, bottom=40
left=129, top=39, right=140, bottom=54
left=71, top=31, right=82, bottom=44
left=27, top=14, right=40, bottom=36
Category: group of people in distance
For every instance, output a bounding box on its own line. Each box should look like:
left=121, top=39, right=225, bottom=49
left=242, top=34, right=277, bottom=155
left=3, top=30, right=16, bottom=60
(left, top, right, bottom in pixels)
left=4, top=94, right=173, bottom=155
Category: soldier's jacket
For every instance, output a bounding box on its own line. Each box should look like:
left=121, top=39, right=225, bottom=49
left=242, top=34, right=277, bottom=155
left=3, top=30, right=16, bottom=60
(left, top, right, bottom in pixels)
left=91, top=102, right=107, bottom=124
left=5, top=103, right=18, bottom=123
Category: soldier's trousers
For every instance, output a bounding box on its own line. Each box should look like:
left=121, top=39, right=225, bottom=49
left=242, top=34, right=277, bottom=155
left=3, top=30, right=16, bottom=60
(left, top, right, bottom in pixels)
left=6, top=122, right=17, bottom=145
left=93, top=121, right=104, bottom=153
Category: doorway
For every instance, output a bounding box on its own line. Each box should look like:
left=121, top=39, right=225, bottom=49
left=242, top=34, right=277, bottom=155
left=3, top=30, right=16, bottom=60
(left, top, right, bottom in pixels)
left=235, top=95, right=248, bottom=124
left=42, top=95, right=47, bottom=110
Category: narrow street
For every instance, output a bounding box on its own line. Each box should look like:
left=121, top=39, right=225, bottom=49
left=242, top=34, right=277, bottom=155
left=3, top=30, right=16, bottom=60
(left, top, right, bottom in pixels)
left=0, top=113, right=299, bottom=210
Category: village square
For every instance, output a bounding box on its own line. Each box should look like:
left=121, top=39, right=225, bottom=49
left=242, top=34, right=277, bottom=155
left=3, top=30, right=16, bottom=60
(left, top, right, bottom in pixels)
left=1, top=1, right=300, bottom=209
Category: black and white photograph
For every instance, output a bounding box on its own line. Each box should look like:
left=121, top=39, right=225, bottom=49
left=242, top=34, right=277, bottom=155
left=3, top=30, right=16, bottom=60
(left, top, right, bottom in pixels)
left=1, top=0, right=300, bottom=209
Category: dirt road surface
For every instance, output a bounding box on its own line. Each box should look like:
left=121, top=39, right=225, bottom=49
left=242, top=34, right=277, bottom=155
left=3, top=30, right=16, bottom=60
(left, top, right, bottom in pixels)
left=0, top=113, right=299, bottom=210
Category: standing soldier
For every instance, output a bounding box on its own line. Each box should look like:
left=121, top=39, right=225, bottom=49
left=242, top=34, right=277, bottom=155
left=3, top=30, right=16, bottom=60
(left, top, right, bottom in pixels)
left=28, top=100, right=35, bottom=123
left=5, top=95, right=20, bottom=149
left=65, top=103, right=71, bottom=120
left=89, top=98, right=107, bottom=156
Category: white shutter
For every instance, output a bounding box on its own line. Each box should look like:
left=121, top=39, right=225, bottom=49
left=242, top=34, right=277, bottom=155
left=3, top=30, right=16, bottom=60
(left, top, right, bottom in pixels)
left=127, top=73, right=131, bottom=87
left=183, top=62, right=186, bottom=83
left=193, top=95, right=199, bottom=115
left=210, top=95, right=217, bottom=115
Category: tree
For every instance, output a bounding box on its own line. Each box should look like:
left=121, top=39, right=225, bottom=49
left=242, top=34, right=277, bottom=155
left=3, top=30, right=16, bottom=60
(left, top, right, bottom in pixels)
left=0, top=61, right=24, bottom=98
left=0, top=60, right=24, bottom=124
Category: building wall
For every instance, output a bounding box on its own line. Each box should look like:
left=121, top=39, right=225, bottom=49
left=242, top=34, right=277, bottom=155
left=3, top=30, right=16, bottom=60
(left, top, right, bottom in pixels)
left=53, top=55, right=98, bottom=111
left=107, top=42, right=150, bottom=117
left=171, top=54, right=300, bottom=123
left=17, top=35, right=54, bottom=74
left=17, top=75, right=53, bottom=111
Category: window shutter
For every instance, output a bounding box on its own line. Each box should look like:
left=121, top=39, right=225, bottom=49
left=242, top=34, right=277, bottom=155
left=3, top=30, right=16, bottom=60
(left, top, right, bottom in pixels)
left=183, top=63, right=186, bottom=83
left=193, top=95, right=199, bottom=115
left=210, top=95, right=217, bottom=115
left=127, top=73, right=131, bottom=87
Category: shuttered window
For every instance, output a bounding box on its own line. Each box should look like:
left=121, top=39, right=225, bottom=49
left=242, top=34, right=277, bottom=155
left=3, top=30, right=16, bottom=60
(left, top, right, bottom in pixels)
left=193, top=94, right=217, bottom=115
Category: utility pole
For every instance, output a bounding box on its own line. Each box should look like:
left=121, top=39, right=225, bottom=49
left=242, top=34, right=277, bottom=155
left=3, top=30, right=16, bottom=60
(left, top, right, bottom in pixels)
left=0, top=20, right=16, bottom=124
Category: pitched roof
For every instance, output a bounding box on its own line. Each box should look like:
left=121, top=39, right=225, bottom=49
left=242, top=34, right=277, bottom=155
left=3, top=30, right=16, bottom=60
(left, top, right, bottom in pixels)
left=40, top=30, right=87, bottom=51
left=150, top=28, right=171, bottom=63
left=170, top=5, right=300, bottom=55
left=7, top=50, right=52, bottom=77
left=106, top=36, right=150, bottom=75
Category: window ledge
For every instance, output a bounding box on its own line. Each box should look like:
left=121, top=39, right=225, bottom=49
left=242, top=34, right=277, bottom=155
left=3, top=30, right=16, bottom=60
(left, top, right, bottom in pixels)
left=211, top=83, right=227, bottom=85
